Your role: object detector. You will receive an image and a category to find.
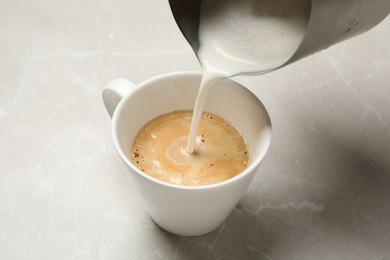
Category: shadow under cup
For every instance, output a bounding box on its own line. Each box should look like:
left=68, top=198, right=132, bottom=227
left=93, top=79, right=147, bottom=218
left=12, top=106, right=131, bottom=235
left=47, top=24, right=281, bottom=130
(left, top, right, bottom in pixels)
left=112, top=71, right=271, bottom=236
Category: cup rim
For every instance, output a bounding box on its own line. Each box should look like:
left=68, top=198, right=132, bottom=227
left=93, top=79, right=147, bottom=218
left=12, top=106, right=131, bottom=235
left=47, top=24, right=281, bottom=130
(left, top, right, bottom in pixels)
left=111, top=71, right=272, bottom=190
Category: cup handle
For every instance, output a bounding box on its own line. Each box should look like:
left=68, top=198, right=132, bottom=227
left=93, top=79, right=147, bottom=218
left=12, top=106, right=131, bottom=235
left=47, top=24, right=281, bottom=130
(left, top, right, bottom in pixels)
left=102, top=78, right=137, bottom=118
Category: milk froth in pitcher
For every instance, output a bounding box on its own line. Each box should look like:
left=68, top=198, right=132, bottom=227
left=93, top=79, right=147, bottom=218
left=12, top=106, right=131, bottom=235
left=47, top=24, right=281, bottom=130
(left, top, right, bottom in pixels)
left=169, top=0, right=390, bottom=75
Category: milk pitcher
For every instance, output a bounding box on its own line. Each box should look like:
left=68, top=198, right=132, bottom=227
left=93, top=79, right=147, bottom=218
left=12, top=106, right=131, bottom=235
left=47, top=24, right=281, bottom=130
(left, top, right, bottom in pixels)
left=169, top=0, right=390, bottom=75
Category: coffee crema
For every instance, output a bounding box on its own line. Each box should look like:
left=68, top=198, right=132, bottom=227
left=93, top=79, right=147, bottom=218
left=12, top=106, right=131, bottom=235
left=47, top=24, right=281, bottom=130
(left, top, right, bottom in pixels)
left=131, top=110, right=249, bottom=186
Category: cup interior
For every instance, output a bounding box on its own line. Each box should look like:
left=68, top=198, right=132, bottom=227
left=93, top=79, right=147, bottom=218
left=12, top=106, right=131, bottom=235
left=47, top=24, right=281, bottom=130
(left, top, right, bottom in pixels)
left=112, top=72, right=271, bottom=186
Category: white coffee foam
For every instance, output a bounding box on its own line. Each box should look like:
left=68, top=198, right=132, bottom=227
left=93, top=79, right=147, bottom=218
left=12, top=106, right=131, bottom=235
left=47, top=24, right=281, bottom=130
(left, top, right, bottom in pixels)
left=198, top=0, right=311, bottom=76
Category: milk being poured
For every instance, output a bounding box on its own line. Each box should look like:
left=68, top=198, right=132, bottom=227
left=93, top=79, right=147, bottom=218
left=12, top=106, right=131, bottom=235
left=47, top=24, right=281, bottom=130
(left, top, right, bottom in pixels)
left=186, top=0, right=311, bottom=153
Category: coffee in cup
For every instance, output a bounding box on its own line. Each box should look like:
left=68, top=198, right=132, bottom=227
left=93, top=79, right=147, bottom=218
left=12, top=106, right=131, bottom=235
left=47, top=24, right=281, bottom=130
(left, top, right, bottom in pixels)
left=131, top=110, right=249, bottom=186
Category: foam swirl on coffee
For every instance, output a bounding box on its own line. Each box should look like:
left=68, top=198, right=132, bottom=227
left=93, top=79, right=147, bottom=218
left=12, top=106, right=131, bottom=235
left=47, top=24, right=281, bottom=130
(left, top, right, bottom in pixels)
left=131, top=110, right=249, bottom=186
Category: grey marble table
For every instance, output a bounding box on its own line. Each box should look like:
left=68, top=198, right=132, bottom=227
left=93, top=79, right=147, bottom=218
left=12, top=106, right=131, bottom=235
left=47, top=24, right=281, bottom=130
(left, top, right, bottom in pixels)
left=1, top=1, right=389, bottom=259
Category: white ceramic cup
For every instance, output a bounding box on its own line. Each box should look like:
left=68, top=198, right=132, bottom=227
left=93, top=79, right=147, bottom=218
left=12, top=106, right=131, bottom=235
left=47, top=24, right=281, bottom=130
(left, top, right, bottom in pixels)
left=102, top=71, right=272, bottom=236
